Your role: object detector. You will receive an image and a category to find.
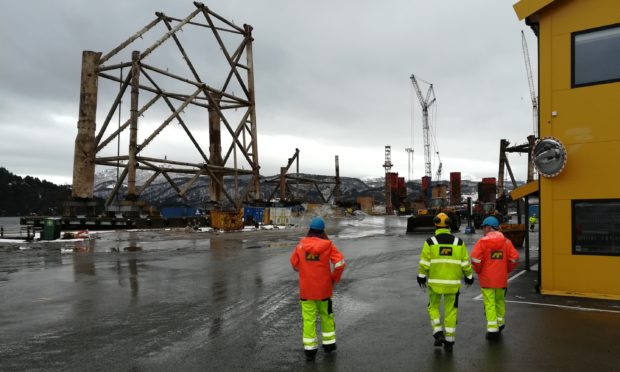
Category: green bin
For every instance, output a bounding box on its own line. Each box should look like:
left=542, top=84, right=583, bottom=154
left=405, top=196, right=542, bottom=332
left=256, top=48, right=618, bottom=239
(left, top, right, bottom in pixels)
left=41, top=218, right=61, bottom=240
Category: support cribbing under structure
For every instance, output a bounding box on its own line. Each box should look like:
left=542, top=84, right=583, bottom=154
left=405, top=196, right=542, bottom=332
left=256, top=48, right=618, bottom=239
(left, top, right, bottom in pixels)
left=71, top=2, right=260, bottom=213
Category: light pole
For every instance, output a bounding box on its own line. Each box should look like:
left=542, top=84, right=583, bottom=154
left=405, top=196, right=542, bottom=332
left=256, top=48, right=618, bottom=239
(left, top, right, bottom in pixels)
left=405, top=147, right=414, bottom=182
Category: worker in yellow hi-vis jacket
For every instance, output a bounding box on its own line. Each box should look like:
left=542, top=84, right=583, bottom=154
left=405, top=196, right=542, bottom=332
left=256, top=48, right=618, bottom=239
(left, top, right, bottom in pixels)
left=417, top=213, right=474, bottom=352
left=529, top=214, right=537, bottom=231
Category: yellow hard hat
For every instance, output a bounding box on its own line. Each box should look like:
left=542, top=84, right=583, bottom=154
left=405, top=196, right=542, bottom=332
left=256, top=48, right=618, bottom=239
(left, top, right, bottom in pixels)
left=433, top=212, right=451, bottom=227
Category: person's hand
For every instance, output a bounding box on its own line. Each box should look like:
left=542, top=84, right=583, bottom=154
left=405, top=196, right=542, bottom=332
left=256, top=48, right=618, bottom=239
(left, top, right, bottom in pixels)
left=417, top=276, right=427, bottom=288
left=464, top=276, right=474, bottom=287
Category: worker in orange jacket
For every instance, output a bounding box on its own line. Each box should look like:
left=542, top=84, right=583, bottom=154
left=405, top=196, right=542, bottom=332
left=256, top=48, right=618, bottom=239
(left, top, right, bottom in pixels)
left=470, top=216, right=519, bottom=341
left=290, top=216, right=346, bottom=361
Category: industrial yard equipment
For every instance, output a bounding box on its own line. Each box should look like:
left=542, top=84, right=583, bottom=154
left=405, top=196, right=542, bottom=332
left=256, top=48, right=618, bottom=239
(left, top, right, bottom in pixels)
left=407, top=75, right=460, bottom=232
left=406, top=197, right=461, bottom=233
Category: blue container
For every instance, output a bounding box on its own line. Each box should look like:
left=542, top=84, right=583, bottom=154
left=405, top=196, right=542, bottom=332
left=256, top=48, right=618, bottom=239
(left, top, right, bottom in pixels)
left=161, top=207, right=198, bottom=219
left=528, top=204, right=539, bottom=217
left=243, top=207, right=265, bottom=224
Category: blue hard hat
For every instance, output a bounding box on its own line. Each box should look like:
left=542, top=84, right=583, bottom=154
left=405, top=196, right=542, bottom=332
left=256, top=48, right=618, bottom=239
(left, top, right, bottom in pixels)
left=309, top=217, right=325, bottom=230
left=481, top=216, right=500, bottom=229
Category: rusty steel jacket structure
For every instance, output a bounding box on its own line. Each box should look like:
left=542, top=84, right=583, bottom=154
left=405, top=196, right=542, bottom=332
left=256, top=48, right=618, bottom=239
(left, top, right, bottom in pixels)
left=72, top=2, right=260, bottom=213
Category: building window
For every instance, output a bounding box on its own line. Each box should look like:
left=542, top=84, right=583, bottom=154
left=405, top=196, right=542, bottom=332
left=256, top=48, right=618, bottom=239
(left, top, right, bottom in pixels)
left=572, top=23, right=620, bottom=87
left=572, top=199, right=620, bottom=256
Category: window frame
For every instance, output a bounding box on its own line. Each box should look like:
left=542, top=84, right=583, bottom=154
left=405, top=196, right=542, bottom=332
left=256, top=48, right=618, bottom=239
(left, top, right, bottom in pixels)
left=571, top=198, right=620, bottom=257
left=571, top=22, right=620, bottom=88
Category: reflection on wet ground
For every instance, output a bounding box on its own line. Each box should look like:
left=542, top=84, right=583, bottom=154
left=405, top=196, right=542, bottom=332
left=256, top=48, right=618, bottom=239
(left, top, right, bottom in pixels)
left=0, top=215, right=618, bottom=371
left=334, top=216, right=393, bottom=239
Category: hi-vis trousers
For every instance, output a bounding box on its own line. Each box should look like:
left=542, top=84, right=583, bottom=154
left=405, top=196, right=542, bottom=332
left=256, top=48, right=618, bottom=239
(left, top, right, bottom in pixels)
left=427, top=287, right=460, bottom=342
left=300, top=299, right=336, bottom=350
left=481, top=287, right=506, bottom=333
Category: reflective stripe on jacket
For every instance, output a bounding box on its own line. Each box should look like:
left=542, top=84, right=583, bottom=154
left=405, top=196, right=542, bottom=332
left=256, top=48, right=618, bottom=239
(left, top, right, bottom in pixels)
left=418, top=228, right=473, bottom=294
left=470, top=231, right=519, bottom=288
left=290, top=236, right=346, bottom=300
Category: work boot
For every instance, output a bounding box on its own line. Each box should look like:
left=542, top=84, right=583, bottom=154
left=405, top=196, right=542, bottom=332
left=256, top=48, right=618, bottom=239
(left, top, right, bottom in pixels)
left=433, top=331, right=446, bottom=346
left=486, top=331, right=500, bottom=341
left=304, top=349, right=317, bottom=361
left=443, top=341, right=454, bottom=352
left=323, top=343, right=337, bottom=353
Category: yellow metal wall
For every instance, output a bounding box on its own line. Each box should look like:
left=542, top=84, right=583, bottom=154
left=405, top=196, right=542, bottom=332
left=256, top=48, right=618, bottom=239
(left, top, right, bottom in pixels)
left=537, top=0, right=620, bottom=299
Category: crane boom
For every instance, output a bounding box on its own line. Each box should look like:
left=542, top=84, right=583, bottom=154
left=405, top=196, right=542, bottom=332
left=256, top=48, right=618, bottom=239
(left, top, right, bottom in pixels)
left=434, top=150, right=443, bottom=181
left=410, top=74, right=436, bottom=179
left=522, top=30, right=538, bottom=136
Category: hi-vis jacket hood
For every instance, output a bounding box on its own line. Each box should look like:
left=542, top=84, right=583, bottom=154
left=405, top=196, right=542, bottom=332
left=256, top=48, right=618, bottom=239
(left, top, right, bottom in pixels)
left=290, top=236, right=346, bottom=300
left=471, top=231, right=520, bottom=288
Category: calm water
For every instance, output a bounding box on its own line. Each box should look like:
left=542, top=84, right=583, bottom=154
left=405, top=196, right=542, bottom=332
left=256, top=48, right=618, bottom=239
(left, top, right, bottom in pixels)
left=0, top=217, right=21, bottom=234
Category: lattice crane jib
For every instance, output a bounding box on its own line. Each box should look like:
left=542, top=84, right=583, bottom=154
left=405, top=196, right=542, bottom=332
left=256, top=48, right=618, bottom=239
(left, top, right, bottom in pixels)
left=409, top=75, right=436, bottom=179
left=522, top=30, right=538, bottom=137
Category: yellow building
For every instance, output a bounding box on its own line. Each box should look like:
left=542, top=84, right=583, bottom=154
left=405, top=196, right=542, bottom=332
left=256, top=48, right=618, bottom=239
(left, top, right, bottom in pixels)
left=514, top=0, right=620, bottom=300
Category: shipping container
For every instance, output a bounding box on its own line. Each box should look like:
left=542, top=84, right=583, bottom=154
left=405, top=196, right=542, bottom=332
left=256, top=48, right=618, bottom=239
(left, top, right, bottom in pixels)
left=210, top=210, right=244, bottom=231
left=269, top=207, right=293, bottom=226
left=243, top=206, right=268, bottom=225
left=161, top=207, right=199, bottom=219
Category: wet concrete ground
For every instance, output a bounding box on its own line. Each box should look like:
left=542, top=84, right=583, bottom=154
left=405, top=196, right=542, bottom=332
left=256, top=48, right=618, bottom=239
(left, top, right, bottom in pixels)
left=1, top=216, right=619, bottom=371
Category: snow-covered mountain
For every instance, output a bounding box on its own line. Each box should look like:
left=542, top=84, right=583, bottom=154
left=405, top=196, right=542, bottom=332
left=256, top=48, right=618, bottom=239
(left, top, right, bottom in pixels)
left=91, top=168, right=521, bottom=209
left=93, top=169, right=382, bottom=208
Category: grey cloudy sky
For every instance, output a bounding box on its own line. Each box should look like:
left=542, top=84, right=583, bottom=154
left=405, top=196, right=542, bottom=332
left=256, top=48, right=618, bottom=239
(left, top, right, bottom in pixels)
left=0, top=0, right=536, bottom=185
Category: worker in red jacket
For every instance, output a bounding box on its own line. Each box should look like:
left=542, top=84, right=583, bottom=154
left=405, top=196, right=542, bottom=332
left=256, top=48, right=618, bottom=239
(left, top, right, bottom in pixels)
left=470, top=216, right=519, bottom=341
left=290, top=216, right=346, bottom=361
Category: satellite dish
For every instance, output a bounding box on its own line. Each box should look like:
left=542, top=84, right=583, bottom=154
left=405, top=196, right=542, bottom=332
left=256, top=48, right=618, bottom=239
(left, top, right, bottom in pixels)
left=532, top=137, right=567, bottom=177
